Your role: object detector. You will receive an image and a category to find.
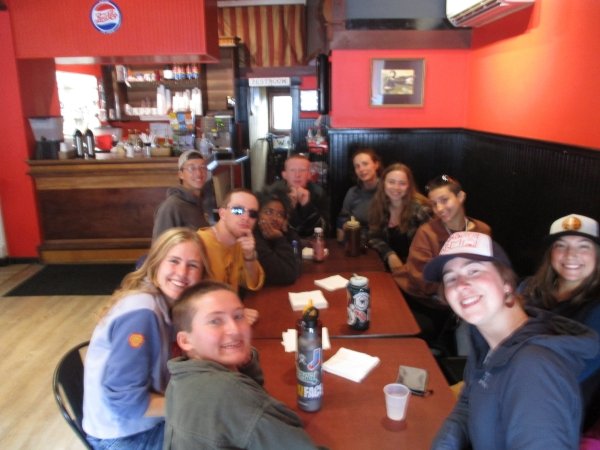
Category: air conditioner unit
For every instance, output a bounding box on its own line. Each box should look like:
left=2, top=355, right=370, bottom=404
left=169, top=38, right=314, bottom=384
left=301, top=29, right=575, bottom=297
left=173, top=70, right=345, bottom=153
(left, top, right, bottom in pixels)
left=447, top=0, right=535, bottom=28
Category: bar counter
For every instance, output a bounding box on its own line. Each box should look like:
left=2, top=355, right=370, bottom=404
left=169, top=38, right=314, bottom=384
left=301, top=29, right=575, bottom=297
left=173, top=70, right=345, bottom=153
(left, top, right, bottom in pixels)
left=28, top=157, right=179, bottom=263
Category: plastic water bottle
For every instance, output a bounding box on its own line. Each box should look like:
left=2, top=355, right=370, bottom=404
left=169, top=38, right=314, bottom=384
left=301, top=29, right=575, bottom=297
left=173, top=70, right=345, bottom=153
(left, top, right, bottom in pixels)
left=296, top=303, right=323, bottom=412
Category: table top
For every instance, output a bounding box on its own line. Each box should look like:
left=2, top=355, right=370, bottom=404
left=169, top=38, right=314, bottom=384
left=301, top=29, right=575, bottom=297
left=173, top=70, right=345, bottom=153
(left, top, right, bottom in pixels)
left=254, top=337, right=456, bottom=450
left=300, top=241, right=385, bottom=274
left=245, top=271, right=420, bottom=339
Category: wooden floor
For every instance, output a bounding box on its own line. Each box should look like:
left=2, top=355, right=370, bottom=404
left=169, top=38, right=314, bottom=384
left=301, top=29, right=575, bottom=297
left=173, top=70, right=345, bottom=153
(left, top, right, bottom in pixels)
left=0, top=264, right=112, bottom=450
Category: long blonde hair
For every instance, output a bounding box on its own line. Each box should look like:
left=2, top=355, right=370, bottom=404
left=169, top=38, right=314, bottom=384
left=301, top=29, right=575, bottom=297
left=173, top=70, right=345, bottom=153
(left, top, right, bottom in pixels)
left=99, top=228, right=208, bottom=319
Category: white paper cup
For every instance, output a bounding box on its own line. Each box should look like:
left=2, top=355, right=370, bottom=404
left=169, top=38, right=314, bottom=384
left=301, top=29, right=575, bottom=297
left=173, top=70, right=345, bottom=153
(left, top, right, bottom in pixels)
left=383, top=383, right=411, bottom=421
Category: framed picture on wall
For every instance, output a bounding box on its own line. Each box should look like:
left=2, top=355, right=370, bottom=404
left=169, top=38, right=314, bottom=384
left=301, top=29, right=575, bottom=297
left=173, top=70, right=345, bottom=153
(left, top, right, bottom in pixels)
left=370, top=58, right=425, bottom=107
left=300, top=90, right=319, bottom=112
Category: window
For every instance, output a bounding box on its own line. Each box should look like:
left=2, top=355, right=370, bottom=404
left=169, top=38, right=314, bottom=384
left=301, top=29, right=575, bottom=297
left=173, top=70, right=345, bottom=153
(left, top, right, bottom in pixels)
left=268, top=89, right=292, bottom=134
left=56, top=71, right=101, bottom=139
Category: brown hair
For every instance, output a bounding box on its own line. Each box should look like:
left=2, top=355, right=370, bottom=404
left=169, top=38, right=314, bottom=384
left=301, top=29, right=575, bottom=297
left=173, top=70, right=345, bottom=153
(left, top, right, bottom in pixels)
left=220, top=188, right=258, bottom=208
left=368, top=163, right=429, bottom=234
left=524, top=239, right=600, bottom=309
left=171, top=280, right=237, bottom=332
left=425, top=174, right=463, bottom=196
left=99, top=228, right=208, bottom=320
left=351, top=147, right=382, bottom=183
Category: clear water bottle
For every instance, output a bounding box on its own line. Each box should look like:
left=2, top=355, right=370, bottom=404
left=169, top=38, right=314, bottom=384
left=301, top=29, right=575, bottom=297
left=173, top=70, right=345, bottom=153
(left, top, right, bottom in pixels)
left=296, top=304, right=323, bottom=412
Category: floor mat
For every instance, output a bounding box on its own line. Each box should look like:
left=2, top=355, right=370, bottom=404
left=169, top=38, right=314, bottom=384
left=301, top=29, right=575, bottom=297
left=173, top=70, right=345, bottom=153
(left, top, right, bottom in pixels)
left=4, top=264, right=134, bottom=296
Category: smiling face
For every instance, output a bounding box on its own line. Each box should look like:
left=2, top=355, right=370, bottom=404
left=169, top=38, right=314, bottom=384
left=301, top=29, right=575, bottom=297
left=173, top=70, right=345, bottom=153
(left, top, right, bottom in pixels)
left=442, top=257, right=509, bottom=328
left=428, top=185, right=466, bottom=226
left=156, top=241, right=204, bottom=303
left=179, top=157, right=207, bottom=193
left=551, top=235, right=597, bottom=292
left=353, top=152, right=379, bottom=185
left=384, top=169, right=410, bottom=202
left=177, top=289, right=251, bottom=370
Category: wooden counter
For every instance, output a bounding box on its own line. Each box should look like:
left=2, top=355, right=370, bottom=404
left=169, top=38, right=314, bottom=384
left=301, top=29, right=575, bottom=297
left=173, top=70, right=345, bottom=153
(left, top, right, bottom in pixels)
left=28, top=157, right=180, bottom=263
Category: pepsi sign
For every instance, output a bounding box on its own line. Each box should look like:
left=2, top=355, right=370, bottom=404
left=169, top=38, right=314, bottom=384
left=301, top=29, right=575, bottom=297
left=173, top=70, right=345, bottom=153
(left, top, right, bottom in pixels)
left=90, top=1, right=122, bottom=34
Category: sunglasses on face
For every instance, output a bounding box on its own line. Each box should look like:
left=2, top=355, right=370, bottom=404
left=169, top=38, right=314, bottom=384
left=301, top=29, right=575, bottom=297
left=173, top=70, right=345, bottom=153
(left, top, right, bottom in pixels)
left=229, top=206, right=259, bottom=219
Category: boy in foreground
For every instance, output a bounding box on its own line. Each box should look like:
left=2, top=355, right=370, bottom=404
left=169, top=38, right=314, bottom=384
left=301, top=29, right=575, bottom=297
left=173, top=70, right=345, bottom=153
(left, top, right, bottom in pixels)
left=164, top=280, right=320, bottom=449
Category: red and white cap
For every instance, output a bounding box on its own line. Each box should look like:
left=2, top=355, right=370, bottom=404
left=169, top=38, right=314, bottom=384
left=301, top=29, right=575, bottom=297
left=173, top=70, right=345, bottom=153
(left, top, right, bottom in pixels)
left=548, top=214, right=599, bottom=244
left=424, top=232, right=511, bottom=282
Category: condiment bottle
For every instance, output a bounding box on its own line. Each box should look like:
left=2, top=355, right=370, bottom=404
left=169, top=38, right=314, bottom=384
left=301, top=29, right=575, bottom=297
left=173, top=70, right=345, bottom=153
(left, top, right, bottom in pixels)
left=344, top=216, right=361, bottom=257
left=73, top=129, right=84, bottom=158
left=296, top=302, right=323, bottom=412
left=312, top=227, right=325, bottom=262
left=84, top=129, right=96, bottom=159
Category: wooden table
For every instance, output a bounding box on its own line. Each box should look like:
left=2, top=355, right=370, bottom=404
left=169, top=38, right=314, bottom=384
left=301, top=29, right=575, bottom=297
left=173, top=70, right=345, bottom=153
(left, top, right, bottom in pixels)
left=300, top=240, right=385, bottom=274
left=254, top=338, right=456, bottom=450
left=245, top=271, right=420, bottom=339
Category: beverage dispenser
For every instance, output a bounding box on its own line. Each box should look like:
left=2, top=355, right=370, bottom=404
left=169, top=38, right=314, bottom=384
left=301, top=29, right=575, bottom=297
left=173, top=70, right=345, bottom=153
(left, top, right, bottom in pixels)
left=28, top=116, right=64, bottom=159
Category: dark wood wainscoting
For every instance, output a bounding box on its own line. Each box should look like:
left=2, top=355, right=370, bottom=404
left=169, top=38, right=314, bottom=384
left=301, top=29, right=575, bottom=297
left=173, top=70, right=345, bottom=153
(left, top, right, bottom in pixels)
left=327, top=128, right=600, bottom=277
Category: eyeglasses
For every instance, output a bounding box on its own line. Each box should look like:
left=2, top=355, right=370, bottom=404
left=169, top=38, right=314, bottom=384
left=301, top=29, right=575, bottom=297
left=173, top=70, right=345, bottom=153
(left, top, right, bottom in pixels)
left=182, top=164, right=207, bottom=174
left=262, top=207, right=287, bottom=219
left=229, top=206, right=259, bottom=219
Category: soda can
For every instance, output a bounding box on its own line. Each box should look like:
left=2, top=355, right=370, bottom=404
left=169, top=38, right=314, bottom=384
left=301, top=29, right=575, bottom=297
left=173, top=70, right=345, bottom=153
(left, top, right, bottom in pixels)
left=347, top=275, right=370, bottom=330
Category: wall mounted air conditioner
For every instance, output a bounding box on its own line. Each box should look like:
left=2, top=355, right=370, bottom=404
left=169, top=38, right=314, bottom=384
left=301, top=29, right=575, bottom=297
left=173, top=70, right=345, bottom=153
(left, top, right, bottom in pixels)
left=447, top=0, right=535, bottom=28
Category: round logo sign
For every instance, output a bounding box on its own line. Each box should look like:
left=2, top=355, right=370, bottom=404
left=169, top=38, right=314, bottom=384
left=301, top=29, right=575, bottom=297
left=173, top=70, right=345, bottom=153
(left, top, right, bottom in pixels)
left=90, top=1, right=122, bottom=34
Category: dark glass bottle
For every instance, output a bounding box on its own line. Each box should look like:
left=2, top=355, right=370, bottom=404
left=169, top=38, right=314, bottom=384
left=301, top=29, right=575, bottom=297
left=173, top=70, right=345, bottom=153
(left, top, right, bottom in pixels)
left=296, top=305, right=323, bottom=412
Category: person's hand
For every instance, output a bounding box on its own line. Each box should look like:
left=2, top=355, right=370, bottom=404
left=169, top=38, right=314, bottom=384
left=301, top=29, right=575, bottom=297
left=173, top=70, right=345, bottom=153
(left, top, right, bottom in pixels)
left=244, top=308, right=259, bottom=325
left=237, top=230, right=256, bottom=261
left=387, top=253, right=404, bottom=272
left=288, top=187, right=299, bottom=208
left=295, top=186, right=310, bottom=206
left=259, top=219, right=284, bottom=240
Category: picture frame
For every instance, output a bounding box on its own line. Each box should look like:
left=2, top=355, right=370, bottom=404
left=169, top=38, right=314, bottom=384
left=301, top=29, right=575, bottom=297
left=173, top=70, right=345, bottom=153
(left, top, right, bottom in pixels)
left=300, top=90, right=319, bottom=112
left=370, top=58, right=425, bottom=107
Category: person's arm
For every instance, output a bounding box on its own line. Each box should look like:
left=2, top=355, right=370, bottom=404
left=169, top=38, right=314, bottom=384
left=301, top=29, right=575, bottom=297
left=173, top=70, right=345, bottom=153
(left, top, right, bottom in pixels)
left=431, top=372, right=471, bottom=449
left=393, top=225, right=438, bottom=298
left=103, top=309, right=165, bottom=419
left=255, top=231, right=299, bottom=285
left=238, top=231, right=265, bottom=291
left=503, top=347, right=582, bottom=449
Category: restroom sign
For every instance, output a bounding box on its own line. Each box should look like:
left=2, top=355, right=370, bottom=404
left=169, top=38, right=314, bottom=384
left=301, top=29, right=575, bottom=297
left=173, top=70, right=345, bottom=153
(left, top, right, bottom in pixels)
left=249, top=77, right=291, bottom=87
left=91, top=1, right=122, bottom=34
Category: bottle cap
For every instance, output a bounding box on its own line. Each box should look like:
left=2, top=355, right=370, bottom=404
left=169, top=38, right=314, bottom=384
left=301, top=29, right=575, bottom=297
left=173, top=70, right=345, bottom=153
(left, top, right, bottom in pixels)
left=350, top=274, right=368, bottom=287
left=345, top=216, right=360, bottom=229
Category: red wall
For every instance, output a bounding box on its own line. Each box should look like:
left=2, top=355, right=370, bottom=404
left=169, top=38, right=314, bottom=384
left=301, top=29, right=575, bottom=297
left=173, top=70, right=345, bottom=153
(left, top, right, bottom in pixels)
left=7, top=0, right=218, bottom=62
left=0, top=12, right=43, bottom=257
left=329, top=1, right=600, bottom=150
left=467, top=0, right=600, bottom=149
left=330, top=49, right=469, bottom=129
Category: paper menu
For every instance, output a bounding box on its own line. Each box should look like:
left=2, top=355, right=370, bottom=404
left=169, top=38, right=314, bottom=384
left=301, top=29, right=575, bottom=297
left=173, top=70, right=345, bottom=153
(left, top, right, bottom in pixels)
left=288, top=290, right=329, bottom=311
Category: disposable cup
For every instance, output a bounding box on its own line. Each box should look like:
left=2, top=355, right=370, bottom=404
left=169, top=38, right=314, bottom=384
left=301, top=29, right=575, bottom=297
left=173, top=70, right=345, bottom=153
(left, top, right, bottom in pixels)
left=383, top=383, right=411, bottom=421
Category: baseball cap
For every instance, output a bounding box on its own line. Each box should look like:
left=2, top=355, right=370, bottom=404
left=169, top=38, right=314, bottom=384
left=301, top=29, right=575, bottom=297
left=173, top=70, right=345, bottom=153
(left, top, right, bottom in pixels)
left=178, top=150, right=203, bottom=170
left=547, top=214, right=599, bottom=245
left=424, top=232, right=512, bottom=283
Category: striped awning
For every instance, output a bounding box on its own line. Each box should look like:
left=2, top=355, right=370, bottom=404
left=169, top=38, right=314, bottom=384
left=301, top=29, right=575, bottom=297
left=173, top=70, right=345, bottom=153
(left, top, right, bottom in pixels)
left=218, top=3, right=306, bottom=67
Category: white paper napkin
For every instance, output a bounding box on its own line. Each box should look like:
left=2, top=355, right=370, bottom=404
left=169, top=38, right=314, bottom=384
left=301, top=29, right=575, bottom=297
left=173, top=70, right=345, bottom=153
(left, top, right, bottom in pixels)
left=281, top=327, right=331, bottom=352
left=323, top=347, right=381, bottom=382
left=288, top=290, right=329, bottom=311
left=314, top=274, right=349, bottom=292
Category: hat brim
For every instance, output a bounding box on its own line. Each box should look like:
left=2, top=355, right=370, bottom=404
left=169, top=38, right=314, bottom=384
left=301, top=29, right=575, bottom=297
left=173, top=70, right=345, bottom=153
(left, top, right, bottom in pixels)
left=423, top=242, right=512, bottom=283
left=545, top=230, right=600, bottom=246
